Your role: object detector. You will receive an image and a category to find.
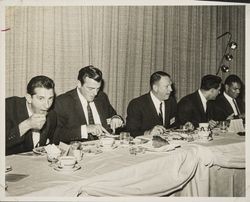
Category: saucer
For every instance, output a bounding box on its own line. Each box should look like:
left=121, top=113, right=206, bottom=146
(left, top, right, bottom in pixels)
left=33, top=146, right=47, bottom=155
left=53, top=164, right=81, bottom=173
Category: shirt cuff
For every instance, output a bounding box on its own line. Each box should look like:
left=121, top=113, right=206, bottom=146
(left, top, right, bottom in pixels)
left=81, top=125, right=88, bottom=139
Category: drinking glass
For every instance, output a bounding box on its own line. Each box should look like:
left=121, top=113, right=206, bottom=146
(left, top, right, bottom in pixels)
left=220, top=121, right=228, bottom=133
left=119, top=132, right=131, bottom=145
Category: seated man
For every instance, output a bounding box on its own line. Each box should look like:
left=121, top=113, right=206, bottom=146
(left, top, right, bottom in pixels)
left=212, top=74, right=245, bottom=121
left=126, top=71, right=177, bottom=138
left=177, top=74, right=222, bottom=129
left=6, top=76, right=56, bottom=155
left=53, top=65, right=123, bottom=144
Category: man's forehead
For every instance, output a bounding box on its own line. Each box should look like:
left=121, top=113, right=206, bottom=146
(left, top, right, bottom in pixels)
left=230, top=82, right=241, bottom=88
left=84, top=77, right=101, bottom=86
left=33, top=87, right=54, bottom=95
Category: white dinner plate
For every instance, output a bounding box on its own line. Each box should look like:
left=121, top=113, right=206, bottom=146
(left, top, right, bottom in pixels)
left=33, top=146, right=47, bottom=155
left=139, top=141, right=180, bottom=152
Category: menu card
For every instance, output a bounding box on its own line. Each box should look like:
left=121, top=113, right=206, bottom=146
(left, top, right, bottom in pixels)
left=228, top=119, right=245, bottom=133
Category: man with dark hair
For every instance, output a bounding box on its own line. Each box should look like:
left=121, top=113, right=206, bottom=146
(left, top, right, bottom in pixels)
left=212, top=74, right=245, bottom=121
left=126, top=71, right=177, bottom=137
left=53, top=65, right=123, bottom=144
left=177, top=74, right=222, bottom=129
left=6, top=75, right=56, bottom=155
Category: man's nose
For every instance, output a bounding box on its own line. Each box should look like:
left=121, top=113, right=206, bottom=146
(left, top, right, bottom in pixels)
left=44, top=100, right=50, bottom=109
left=169, top=86, right=173, bottom=92
left=93, top=89, right=98, bottom=96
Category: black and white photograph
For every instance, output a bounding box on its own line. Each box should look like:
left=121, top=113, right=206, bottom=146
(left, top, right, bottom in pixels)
left=0, top=0, right=249, bottom=201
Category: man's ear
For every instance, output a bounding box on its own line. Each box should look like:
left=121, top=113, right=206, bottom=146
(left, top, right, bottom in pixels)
left=225, top=84, right=229, bottom=92
left=77, top=80, right=82, bottom=88
left=152, top=84, right=158, bottom=92
left=25, top=94, right=32, bottom=104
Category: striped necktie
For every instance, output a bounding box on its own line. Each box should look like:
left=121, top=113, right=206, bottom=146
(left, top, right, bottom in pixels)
left=87, top=102, right=95, bottom=124
left=159, top=102, right=163, bottom=125
left=233, top=99, right=241, bottom=115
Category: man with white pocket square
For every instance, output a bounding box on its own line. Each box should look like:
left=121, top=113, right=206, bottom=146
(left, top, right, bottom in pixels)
left=126, top=71, right=177, bottom=138
left=53, top=65, right=124, bottom=144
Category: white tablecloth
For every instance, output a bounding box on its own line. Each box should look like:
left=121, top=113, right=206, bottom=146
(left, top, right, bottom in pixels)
left=5, top=132, right=245, bottom=197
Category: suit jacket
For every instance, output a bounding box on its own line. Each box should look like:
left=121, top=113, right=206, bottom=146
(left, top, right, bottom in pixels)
left=211, top=94, right=245, bottom=121
left=53, top=88, right=117, bottom=144
left=6, top=97, right=57, bottom=155
left=126, top=93, right=177, bottom=137
left=177, top=90, right=214, bottom=128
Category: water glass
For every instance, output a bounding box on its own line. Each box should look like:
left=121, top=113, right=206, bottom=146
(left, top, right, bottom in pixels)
left=220, top=121, right=228, bottom=132
left=119, top=132, right=130, bottom=145
left=70, top=141, right=81, bottom=150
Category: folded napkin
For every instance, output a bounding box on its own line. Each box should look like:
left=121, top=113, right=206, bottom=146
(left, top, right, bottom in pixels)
left=58, top=142, right=70, bottom=156
left=44, top=144, right=61, bottom=158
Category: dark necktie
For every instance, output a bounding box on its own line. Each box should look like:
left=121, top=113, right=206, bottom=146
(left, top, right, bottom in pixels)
left=233, top=99, right=241, bottom=115
left=159, top=102, right=163, bottom=125
left=87, top=102, right=95, bottom=124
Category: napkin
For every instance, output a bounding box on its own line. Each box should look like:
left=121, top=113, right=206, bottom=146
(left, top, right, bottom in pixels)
left=228, top=119, right=245, bottom=133
left=58, top=142, right=70, bottom=156
left=44, top=144, right=61, bottom=158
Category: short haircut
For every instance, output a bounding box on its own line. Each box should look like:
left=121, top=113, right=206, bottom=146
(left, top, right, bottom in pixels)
left=150, top=71, right=170, bottom=89
left=224, top=74, right=242, bottom=86
left=200, top=74, right=222, bottom=91
left=27, top=75, right=55, bottom=96
left=78, top=65, right=103, bottom=85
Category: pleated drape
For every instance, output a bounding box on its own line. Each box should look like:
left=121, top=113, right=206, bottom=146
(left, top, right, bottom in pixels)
left=5, top=6, right=245, bottom=118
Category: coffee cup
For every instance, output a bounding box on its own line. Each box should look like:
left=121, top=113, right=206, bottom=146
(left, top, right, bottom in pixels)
left=59, top=156, right=76, bottom=169
left=198, top=123, right=209, bottom=131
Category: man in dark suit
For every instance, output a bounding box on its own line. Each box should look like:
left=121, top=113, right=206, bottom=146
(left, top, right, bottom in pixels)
left=212, top=74, right=245, bottom=121
left=6, top=76, right=57, bottom=155
left=53, top=65, right=123, bottom=144
left=177, top=74, right=222, bottom=129
left=126, top=71, right=177, bottom=138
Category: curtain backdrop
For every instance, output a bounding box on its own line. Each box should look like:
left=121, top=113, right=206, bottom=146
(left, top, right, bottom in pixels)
left=5, top=6, right=245, bottom=118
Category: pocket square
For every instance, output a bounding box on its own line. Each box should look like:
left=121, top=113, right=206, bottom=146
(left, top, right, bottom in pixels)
left=170, top=117, right=175, bottom=125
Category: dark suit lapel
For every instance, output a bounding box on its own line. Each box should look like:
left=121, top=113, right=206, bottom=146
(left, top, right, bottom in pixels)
left=222, top=95, right=234, bottom=115
left=94, top=97, right=108, bottom=128
left=195, top=91, right=207, bottom=121
left=164, top=99, right=171, bottom=127
left=39, top=116, right=49, bottom=146
left=71, top=89, right=88, bottom=125
left=19, top=98, right=34, bottom=148
left=147, top=93, right=162, bottom=124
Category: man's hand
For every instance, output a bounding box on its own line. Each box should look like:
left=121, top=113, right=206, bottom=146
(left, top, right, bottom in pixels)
left=226, top=113, right=235, bottom=120
left=147, top=125, right=167, bottom=136
left=110, top=117, right=123, bottom=134
left=183, top=122, right=194, bottom=131
left=208, top=120, right=218, bottom=129
left=19, top=114, right=47, bottom=136
left=27, top=114, right=47, bottom=130
left=86, top=124, right=110, bottom=137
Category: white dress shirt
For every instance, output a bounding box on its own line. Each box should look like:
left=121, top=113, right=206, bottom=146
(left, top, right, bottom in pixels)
left=198, top=89, right=207, bottom=112
left=150, top=91, right=165, bottom=124
left=26, top=102, right=40, bottom=148
left=77, top=88, right=102, bottom=138
left=224, top=92, right=239, bottom=116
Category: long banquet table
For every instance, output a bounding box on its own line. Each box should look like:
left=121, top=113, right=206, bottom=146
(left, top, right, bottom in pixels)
left=5, top=131, right=245, bottom=198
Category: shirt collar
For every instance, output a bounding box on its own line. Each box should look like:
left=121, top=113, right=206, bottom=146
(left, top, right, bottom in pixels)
left=150, top=91, right=163, bottom=107
left=26, top=101, right=33, bottom=117
left=224, top=91, right=234, bottom=102
left=198, top=89, right=207, bottom=104
left=77, top=87, right=89, bottom=106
